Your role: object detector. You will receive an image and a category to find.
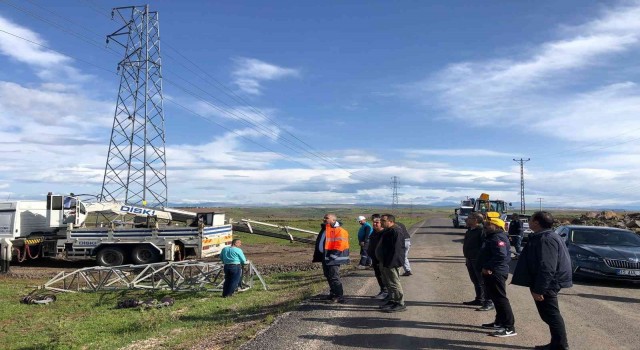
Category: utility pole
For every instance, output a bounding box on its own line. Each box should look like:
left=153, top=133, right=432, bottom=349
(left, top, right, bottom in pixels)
left=100, top=5, right=167, bottom=208
left=513, top=158, right=530, bottom=214
left=538, top=197, right=543, bottom=211
left=391, top=176, right=399, bottom=209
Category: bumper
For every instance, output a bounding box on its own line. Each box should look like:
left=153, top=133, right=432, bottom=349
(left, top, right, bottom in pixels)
left=574, top=262, right=640, bottom=281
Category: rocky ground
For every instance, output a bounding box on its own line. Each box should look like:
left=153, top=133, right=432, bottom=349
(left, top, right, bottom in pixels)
left=557, top=210, right=640, bottom=234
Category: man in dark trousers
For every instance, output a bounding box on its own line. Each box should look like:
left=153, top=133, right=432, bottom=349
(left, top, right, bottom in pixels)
left=376, top=214, right=407, bottom=313
left=312, top=213, right=350, bottom=304
left=508, top=213, right=524, bottom=258
left=462, top=212, right=494, bottom=311
left=512, top=211, right=572, bottom=350
left=356, top=215, right=373, bottom=269
left=367, top=214, right=387, bottom=299
left=478, top=215, right=517, bottom=337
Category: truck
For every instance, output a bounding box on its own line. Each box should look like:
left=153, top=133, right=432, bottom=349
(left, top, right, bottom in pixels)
left=452, top=206, right=474, bottom=228
left=471, top=193, right=509, bottom=215
left=0, top=193, right=233, bottom=267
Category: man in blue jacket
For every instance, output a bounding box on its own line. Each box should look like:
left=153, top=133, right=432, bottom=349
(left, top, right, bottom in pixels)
left=356, top=215, right=373, bottom=269
left=220, top=239, right=247, bottom=297
left=512, top=211, right=572, bottom=350
left=478, top=215, right=516, bottom=337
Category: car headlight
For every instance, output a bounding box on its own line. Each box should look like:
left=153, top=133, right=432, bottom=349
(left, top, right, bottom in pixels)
left=575, top=254, right=603, bottom=262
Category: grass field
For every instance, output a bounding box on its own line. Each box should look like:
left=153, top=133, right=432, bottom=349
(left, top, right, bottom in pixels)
left=0, top=207, right=435, bottom=350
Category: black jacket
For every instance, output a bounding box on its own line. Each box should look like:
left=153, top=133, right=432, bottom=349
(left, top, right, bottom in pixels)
left=376, top=225, right=406, bottom=268
left=367, top=229, right=384, bottom=264
left=463, top=225, right=484, bottom=259
left=477, top=229, right=511, bottom=275
left=508, top=220, right=522, bottom=237
left=511, top=229, right=573, bottom=294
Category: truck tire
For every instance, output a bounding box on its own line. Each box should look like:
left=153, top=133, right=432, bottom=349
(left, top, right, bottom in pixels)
left=96, top=247, right=125, bottom=267
left=453, top=220, right=459, bottom=228
left=131, top=245, right=160, bottom=265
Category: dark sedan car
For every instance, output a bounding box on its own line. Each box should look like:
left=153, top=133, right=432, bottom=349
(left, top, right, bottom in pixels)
left=555, top=225, right=640, bottom=281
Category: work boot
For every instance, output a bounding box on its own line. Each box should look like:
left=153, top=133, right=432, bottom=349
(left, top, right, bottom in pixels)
left=462, top=299, right=483, bottom=306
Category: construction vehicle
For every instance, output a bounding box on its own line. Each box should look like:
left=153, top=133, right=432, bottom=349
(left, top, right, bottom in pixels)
left=452, top=206, right=474, bottom=228
left=471, top=193, right=509, bottom=215
left=0, top=193, right=232, bottom=267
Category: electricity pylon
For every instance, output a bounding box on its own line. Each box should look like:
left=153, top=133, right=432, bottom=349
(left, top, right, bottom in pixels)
left=513, top=158, right=530, bottom=214
left=100, top=5, right=167, bottom=208
left=391, top=176, right=399, bottom=209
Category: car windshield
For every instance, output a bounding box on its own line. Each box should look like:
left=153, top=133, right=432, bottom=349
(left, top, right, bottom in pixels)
left=460, top=208, right=472, bottom=215
left=571, top=229, right=640, bottom=247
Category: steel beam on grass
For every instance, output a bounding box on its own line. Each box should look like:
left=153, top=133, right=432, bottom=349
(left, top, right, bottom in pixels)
left=42, top=260, right=267, bottom=293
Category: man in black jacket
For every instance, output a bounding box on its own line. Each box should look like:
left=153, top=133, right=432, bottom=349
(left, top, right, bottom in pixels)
left=367, top=214, right=387, bottom=299
left=512, top=211, right=572, bottom=350
left=462, top=212, right=494, bottom=311
left=508, top=213, right=523, bottom=258
left=478, top=215, right=516, bottom=337
left=376, top=214, right=406, bottom=313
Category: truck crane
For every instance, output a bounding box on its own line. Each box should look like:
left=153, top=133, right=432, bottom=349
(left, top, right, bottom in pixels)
left=0, top=193, right=232, bottom=267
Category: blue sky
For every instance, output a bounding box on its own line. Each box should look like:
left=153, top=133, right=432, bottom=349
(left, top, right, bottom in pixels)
left=1, top=0, right=640, bottom=208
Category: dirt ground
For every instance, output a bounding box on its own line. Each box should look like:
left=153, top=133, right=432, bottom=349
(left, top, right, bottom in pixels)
left=2, top=243, right=316, bottom=281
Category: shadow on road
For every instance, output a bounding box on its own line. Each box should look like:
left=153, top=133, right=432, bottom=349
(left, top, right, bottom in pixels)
left=564, top=293, right=640, bottom=303
left=301, top=316, right=488, bottom=334
left=298, top=333, right=531, bottom=349
left=415, top=231, right=464, bottom=236
left=410, top=258, right=464, bottom=264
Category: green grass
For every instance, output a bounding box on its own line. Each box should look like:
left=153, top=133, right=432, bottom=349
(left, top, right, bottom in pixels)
left=0, top=270, right=326, bottom=350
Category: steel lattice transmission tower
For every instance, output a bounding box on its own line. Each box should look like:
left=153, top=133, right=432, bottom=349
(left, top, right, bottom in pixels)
left=513, top=158, right=530, bottom=214
left=100, top=5, right=167, bottom=208
left=391, top=176, right=399, bottom=209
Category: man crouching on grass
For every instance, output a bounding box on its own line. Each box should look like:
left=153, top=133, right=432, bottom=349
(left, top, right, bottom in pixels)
left=376, top=214, right=407, bottom=313
left=312, top=213, right=350, bottom=304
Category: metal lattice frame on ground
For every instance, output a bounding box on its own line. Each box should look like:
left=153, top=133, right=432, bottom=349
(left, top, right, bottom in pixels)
left=42, top=260, right=267, bottom=293
left=100, top=5, right=167, bottom=208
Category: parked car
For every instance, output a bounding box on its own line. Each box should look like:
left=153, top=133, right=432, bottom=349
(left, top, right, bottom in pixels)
left=555, top=225, right=640, bottom=281
left=502, top=213, right=534, bottom=241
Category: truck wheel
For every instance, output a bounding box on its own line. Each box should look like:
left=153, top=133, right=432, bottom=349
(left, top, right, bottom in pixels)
left=96, top=247, right=125, bottom=267
left=453, top=220, right=459, bottom=228
left=131, top=245, right=159, bottom=265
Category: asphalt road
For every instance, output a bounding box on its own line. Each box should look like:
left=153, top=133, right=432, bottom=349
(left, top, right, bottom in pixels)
left=241, top=217, right=640, bottom=349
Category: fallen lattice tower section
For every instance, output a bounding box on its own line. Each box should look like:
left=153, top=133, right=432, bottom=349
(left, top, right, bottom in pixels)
left=41, top=260, right=267, bottom=293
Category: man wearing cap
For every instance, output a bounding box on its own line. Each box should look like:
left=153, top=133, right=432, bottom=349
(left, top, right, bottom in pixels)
left=478, top=214, right=517, bottom=338
left=357, top=215, right=373, bottom=269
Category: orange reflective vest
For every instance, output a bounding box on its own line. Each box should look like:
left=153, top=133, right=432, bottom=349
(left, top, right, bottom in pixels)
left=323, top=224, right=350, bottom=265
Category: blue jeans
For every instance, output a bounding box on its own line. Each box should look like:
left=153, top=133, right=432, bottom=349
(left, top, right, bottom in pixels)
left=223, top=264, right=242, bottom=297
left=512, top=236, right=523, bottom=254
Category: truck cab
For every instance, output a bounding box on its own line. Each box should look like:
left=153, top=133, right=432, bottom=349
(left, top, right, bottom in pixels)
left=453, top=206, right=473, bottom=228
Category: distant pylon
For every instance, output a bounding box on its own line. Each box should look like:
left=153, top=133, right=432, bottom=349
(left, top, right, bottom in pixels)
left=391, top=176, right=399, bottom=209
left=100, top=5, right=167, bottom=208
left=513, top=158, right=530, bottom=214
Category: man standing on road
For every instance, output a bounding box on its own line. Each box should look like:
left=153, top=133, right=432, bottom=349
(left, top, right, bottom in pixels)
left=356, top=215, right=373, bottom=269
left=478, top=215, right=517, bottom=337
left=312, top=213, right=350, bottom=304
left=376, top=214, right=407, bottom=313
left=512, top=211, right=572, bottom=350
left=462, top=212, right=494, bottom=311
left=220, top=239, right=247, bottom=298
left=509, top=213, right=524, bottom=259
left=397, top=221, right=413, bottom=276
left=367, top=214, right=387, bottom=299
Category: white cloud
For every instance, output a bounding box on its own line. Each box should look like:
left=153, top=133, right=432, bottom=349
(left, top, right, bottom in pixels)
left=232, top=57, right=299, bottom=95
left=402, top=148, right=515, bottom=157
left=0, top=15, right=90, bottom=82
left=411, top=1, right=640, bottom=142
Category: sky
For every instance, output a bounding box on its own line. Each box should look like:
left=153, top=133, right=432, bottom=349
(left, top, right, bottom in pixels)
left=1, top=0, right=640, bottom=209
